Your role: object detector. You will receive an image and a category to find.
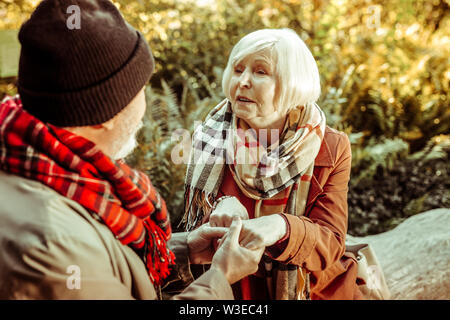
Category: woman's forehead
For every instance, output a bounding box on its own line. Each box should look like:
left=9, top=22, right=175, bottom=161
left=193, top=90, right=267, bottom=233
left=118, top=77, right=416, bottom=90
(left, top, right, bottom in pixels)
left=235, top=50, right=274, bottom=65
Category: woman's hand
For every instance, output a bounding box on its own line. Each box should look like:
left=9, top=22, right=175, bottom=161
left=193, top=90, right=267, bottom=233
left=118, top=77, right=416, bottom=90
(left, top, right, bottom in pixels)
left=209, top=196, right=249, bottom=227
left=239, top=214, right=287, bottom=250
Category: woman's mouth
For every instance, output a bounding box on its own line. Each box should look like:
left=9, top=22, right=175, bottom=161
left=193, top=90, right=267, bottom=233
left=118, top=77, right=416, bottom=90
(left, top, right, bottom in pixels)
left=236, top=96, right=255, bottom=104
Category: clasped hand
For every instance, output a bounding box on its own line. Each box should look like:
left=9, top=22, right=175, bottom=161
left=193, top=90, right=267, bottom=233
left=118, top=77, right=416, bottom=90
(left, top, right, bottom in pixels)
left=210, top=196, right=287, bottom=250
left=187, top=217, right=264, bottom=284
left=186, top=196, right=286, bottom=284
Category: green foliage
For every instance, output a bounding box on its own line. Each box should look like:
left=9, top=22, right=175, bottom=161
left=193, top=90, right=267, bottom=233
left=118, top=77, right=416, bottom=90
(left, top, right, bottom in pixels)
left=350, top=136, right=410, bottom=185
left=348, top=148, right=449, bottom=236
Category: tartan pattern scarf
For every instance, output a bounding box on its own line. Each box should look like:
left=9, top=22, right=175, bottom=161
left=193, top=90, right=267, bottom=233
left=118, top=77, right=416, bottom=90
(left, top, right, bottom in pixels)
left=0, top=96, right=175, bottom=285
left=182, top=98, right=326, bottom=299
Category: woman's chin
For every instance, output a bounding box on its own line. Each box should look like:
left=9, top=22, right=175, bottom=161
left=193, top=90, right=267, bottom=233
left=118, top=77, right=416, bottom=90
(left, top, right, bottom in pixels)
left=233, top=108, right=256, bottom=120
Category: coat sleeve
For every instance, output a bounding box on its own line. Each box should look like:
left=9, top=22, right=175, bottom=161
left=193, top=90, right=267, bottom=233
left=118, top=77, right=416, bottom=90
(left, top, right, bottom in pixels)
left=0, top=234, right=138, bottom=299
left=171, top=268, right=234, bottom=300
left=2, top=230, right=233, bottom=300
left=271, top=133, right=352, bottom=272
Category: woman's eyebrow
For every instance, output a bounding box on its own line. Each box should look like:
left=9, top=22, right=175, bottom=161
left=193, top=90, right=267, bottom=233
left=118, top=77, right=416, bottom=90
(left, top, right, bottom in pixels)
left=254, top=58, right=271, bottom=64
left=234, top=57, right=272, bottom=68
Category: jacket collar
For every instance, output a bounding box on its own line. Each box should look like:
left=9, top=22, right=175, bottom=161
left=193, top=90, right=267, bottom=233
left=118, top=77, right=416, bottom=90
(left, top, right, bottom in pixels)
left=314, top=135, right=333, bottom=167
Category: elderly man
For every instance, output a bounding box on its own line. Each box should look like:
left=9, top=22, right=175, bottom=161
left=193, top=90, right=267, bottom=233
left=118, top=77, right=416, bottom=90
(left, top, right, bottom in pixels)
left=0, top=0, right=263, bottom=299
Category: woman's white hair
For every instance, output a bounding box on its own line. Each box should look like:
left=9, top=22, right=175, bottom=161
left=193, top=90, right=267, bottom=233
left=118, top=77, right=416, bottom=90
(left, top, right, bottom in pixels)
left=222, top=28, right=321, bottom=113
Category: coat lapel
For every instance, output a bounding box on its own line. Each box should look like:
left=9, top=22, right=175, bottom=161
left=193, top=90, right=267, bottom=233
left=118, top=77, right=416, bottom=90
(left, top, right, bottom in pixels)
left=305, top=136, right=333, bottom=216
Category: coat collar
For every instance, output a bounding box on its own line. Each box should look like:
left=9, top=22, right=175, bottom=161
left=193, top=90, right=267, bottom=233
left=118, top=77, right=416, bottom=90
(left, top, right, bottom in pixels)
left=314, top=134, right=333, bottom=167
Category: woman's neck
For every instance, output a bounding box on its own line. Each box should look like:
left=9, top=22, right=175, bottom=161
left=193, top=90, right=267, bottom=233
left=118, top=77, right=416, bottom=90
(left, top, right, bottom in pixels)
left=239, top=116, right=287, bottom=147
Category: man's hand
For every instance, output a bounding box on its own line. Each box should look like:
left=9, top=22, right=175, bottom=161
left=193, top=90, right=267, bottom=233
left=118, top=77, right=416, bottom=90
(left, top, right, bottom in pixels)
left=209, top=196, right=249, bottom=227
left=187, top=223, right=228, bottom=264
left=211, top=216, right=264, bottom=284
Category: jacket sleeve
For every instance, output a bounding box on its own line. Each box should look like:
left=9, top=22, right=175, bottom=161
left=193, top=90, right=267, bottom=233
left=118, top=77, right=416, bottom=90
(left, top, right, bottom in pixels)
left=272, top=133, right=352, bottom=272
left=1, top=234, right=138, bottom=299
left=172, top=268, right=234, bottom=300
left=2, top=230, right=234, bottom=300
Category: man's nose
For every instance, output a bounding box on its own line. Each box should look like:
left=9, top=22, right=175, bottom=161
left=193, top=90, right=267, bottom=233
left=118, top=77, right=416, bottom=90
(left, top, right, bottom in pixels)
left=239, top=70, right=251, bottom=88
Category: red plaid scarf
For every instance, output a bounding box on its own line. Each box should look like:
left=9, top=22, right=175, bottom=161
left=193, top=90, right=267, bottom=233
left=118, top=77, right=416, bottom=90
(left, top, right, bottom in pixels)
left=0, top=96, right=174, bottom=285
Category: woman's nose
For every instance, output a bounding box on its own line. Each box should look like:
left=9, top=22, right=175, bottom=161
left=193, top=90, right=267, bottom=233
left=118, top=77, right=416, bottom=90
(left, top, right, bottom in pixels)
left=239, top=70, right=251, bottom=88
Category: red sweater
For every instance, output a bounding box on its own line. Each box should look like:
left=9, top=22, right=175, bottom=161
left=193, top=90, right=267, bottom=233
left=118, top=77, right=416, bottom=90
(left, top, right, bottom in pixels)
left=217, top=165, right=289, bottom=300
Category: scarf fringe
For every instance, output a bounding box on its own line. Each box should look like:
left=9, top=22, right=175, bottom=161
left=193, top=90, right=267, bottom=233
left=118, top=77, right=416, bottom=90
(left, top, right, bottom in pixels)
left=181, top=187, right=215, bottom=231
left=144, top=220, right=175, bottom=285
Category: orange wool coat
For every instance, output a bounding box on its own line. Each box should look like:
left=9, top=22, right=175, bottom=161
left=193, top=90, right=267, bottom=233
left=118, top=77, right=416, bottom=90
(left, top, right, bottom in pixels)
left=219, top=126, right=362, bottom=300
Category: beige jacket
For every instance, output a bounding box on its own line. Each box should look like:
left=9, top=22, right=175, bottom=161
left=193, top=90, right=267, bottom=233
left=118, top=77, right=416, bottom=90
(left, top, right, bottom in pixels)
left=0, top=170, right=233, bottom=300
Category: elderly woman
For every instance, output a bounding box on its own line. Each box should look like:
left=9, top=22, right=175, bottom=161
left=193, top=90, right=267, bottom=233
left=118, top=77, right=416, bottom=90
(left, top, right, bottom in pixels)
left=182, top=28, right=362, bottom=300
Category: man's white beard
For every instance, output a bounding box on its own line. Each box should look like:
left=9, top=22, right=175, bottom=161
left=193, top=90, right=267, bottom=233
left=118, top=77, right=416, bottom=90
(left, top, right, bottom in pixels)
left=112, top=122, right=143, bottom=160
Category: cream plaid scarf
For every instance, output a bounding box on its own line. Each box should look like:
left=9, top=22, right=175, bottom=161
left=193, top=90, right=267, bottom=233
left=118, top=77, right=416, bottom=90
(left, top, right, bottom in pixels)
left=182, top=98, right=326, bottom=299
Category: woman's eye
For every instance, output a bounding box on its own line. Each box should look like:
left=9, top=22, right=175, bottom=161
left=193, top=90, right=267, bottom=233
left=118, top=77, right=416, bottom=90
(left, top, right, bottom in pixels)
left=255, top=68, right=267, bottom=75
left=234, top=67, right=243, bottom=73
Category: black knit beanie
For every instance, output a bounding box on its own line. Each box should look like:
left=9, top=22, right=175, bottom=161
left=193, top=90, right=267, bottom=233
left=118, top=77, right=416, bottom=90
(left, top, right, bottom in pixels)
left=17, top=0, right=154, bottom=127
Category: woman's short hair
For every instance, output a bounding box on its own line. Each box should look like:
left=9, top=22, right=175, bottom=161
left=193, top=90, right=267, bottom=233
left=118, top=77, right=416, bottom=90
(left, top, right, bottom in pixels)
left=222, top=28, right=321, bottom=113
